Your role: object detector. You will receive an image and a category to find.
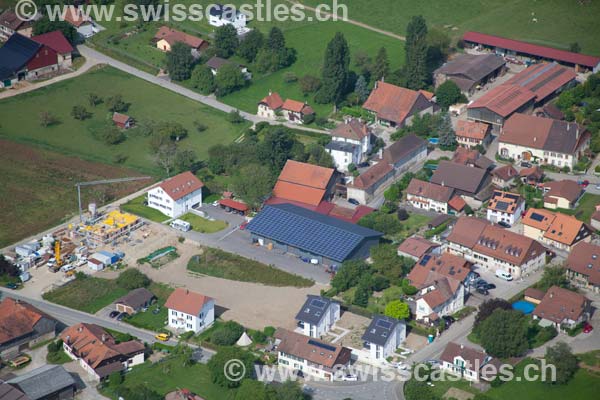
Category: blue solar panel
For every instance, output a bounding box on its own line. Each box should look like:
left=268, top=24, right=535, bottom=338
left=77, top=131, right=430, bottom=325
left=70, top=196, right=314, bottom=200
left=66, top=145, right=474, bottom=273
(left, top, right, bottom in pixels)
left=419, top=255, right=431, bottom=266
left=310, top=299, right=327, bottom=309
left=376, top=320, right=392, bottom=330
left=308, top=339, right=337, bottom=352
left=530, top=212, right=545, bottom=222
left=246, top=204, right=383, bottom=262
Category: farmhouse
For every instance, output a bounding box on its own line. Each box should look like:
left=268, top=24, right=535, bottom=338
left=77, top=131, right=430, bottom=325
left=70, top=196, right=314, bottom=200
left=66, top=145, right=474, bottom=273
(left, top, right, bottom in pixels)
left=446, top=216, right=546, bottom=278
left=295, top=295, right=341, bottom=338
left=0, top=33, right=59, bottom=88
left=451, top=147, right=494, bottom=171
left=362, top=315, right=406, bottom=362
left=430, top=161, right=493, bottom=206
left=434, top=53, right=506, bottom=95
left=347, top=162, right=394, bottom=205
left=325, top=118, right=373, bottom=171
left=440, top=342, right=492, bottom=382
left=62, top=6, right=97, bottom=38
left=522, top=209, right=592, bottom=251
left=462, top=31, right=600, bottom=72
left=455, top=120, right=492, bottom=149
left=31, top=30, right=74, bottom=69
left=466, top=84, right=535, bottom=132
left=114, top=288, right=156, bottom=315
left=486, top=190, right=525, bottom=226
left=0, top=9, right=35, bottom=41
left=363, top=81, right=435, bottom=128
left=112, top=112, right=133, bottom=129
left=532, top=286, right=591, bottom=330
left=498, top=114, right=590, bottom=169
left=257, top=91, right=284, bottom=119
left=154, top=26, right=208, bottom=55
left=274, top=328, right=352, bottom=381
left=247, top=203, right=383, bottom=265
left=208, top=4, right=247, bottom=32
left=406, top=178, right=455, bottom=214
left=60, top=323, right=145, bottom=380
left=0, top=298, right=57, bottom=359
left=165, top=288, right=215, bottom=333
left=271, top=160, right=336, bottom=206
left=147, top=171, right=204, bottom=218
left=6, top=364, right=77, bottom=400
left=397, top=236, right=440, bottom=260
left=542, top=180, right=583, bottom=209
left=565, top=242, right=600, bottom=293
left=491, top=164, right=518, bottom=188
left=281, top=99, right=315, bottom=124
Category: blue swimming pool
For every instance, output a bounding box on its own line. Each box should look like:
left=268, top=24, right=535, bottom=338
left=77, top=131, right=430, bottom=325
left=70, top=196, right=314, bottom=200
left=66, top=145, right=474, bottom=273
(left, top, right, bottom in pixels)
left=428, top=138, right=439, bottom=145
left=512, top=300, right=536, bottom=315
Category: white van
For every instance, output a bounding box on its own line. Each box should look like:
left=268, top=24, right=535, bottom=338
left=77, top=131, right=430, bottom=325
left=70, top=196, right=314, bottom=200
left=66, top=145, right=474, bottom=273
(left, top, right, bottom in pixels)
left=170, top=219, right=191, bottom=232
left=495, top=269, right=513, bottom=281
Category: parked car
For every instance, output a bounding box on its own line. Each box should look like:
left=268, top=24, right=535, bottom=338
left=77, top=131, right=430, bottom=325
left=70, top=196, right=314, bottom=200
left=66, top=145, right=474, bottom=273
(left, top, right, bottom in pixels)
left=109, top=311, right=120, bottom=318
left=478, top=283, right=496, bottom=290
left=358, top=162, right=370, bottom=168
left=520, top=161, right=532, bottom=168
left=116, top=312, right=127, bottom=321
left=583, top=322, right=594, bottom=334
left=5, top=282, right=18, bottom=289
left=239, top=221, right=248, bottom=230
left=342, top=374, right=358, bottom=381
left=495, top=269, right=513, bottom=281
left=579, top=179, right=590, bottom=188
left=476, top=286, right=489, bottom=295
left=212, top=201, right=219, bottom=206
left=155, top=333, right=170, bottom=341
left=497, top=221, right=511, bottom=228
left=348, top=198, right=360, bottom=206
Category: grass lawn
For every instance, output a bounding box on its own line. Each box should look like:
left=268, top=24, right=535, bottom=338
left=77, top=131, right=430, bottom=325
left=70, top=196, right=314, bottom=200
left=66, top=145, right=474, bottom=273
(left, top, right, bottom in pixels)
left=42, top=276, right=128, bottom=313
left=392, top=213, right=432, bottom=242
left=579, top=350, right=600, bottom=368
left=302, top=0, right=600, bottom=55
left=179, top=212, right=228, bottom=233
left=101, top=354, right=235, bottom=400
left=123, top=283, right=173, bottom=331
left=0, top=66, right=249, bottom=175
left=554, top=193, right=600, bottom=223
left=120, top=195, right=169, bottom=222
left=187, top=247, right=314, bottom=287
left=46, top=349, right=72, bottom=365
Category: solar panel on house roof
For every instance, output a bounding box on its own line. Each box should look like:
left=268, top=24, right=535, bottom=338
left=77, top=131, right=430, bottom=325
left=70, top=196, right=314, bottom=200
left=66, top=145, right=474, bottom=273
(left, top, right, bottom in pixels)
left=308, top=339, right=337, bottom=352
left=419, top=255, right=431, bottom=266
left=310, top=299, right=327, bottom=309
left=504, top=193, right=520, bottom=201
left=376, top=320, right=392, bottom=330
left=495, top=201, right=510, bottom=211
left=530, top=212, right=545, bottom=222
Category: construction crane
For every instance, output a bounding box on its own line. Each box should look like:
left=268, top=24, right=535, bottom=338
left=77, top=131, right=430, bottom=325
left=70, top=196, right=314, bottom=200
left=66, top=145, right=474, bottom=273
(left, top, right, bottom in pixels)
left=75, top=176, right=152, bottom=222
left=54, top=240, right=62, bottom=267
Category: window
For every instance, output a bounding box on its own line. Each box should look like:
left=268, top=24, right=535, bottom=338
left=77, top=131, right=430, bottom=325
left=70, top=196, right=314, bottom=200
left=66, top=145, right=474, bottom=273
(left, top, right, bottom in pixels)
left=172, top=310, right=177, bottom=316
left=187, top=315, right=192, bottom=320
left=187, top=324, right=192, bottom=329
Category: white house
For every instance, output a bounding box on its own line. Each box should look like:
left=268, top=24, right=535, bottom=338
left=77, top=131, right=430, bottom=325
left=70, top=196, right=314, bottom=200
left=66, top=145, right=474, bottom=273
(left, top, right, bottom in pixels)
left=361, top=315, right=406, bottom=362
left=440, top=342, right=492, bottom=382
left=295, top=295, right=341, bottom=338
left=406, top=178, right=455, bottom=214
left=165, top=288, right=215, bottom=333
left=147, top=171, right=204, bottom=218
left=208, top=4, right=247, bottom=31
left=325, top=118, right=373, bottom=172
left=486, top=190, right=525, bottom=226
left=257, top=91, right=284, bottom=119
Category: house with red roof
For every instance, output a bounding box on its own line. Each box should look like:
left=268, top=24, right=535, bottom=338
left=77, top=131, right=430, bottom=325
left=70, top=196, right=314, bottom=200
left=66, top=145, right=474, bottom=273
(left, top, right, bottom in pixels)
left=257, top=91, right=314, bottom=124
left=325, top=117, right=374, bottom=172
left=154, top=26, right=208, bottom=56
left=456, top=120, right=491, bottom=149
left=62, top=6, right=97, bottom=38
left=532, top=286, right=591, bottom=330
left=257, top=91, right=284, bottom=119
left=0, top=9, right=35, bottom=41
left=146, top=171, right=204, bottom=218
left=165, top=288, right=215, bottom=333
left=32, top=30, right=74, bottom=68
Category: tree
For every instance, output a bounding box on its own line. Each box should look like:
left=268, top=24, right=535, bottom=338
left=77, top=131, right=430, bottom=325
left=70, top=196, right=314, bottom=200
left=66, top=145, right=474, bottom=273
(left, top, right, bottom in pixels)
left=191, top=65, right=216, bottom=94
left=34, top=17, right=77, bottom=43
left=353, top=275, right=372, bottom=307
left=353, top=50, right=372, bottom=76
left=569, top=42, right=581, bottom=53
left=331, top=260, right=370, bottom=293
left=255, top=27, right=295, bottom=73
left=397, top=208, right=409, bottom=221
left=155, top=142, right=178, bottom=176
left=207, top=347, right=253, bottom=388
left=474, top=298, right=512, bottom=326
left=545, top=342, right=578, bottom=384
left=214, top=24, right=239, bottom=58
left=354, top=75, right=370, bottom=103
left=305, top=143, right=334, bottom=168
left=211, top=321, right=244, bottom=346
left=234, top=379, right=269, bottom=400
left=237, top=29, right=264, bottom=62
left=404, top=378, right=439, bottom=400
left=437, top=112, right=456, bottom=149
left=215, top=63, right=246, bottom=96
left=405, top=15, right=429, bottom=89
left=174, top=149, right=197, bottom=172
left=299, top=74, right=322, bottom=95
left=372, top=47, right=390, bottom=81
left=258, top=128, right=302, bottom=173
left=166, top=42, right=195, bottom=81
left=95, top=126, right=125, bottom=145
left=105, top=94, right=128, bottom=113
left=71, top=105, right=92, bottom=120
left=269, top=380, right=306, bottom=400
left=231, top=164, right=274, bottom=208
left=157, top=121, right=188, bottom=142
left=358, top=211, right=403, bottom=235
left=479, top=309, right=529, bottom=358
left=87, top=93, right=102, bottom=107
left=435, top=80, right=463, bottom=109
left=39, top=111, right=58, bottom=127
left=537, top=265, right=569, bottom=291
left=370, top=243, right=415, bottom=284
left=116, top=269, right=151, bottom=290
left=315, top=32, right=350, bottom=104
left=227, top=109, right=245, bottom=123
left=385, top=300, right=410, bottom=320
left=0, top=255, right=19, bottom=277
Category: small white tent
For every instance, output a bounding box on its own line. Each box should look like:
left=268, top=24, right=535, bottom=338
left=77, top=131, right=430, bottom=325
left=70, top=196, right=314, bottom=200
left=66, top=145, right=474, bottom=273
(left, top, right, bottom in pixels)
left=236, top=331, right=253, bottom=347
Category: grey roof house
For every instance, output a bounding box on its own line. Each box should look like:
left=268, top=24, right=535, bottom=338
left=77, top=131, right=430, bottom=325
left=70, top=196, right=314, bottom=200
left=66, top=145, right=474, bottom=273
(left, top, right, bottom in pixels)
left=362, top=315, right=406, bottom=362
left=6, top=365, right=76, bottom=400
left=430, top=161, right=493, bottom=204
left=434, top=53, right=506, bottom=94
left=295, top=295, right=341, bottom=338
left=114, top=288, right=156, bottom=315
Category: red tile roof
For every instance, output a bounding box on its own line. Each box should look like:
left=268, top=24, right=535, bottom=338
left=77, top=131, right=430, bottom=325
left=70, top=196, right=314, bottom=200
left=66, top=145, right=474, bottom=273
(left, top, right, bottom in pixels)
left=350, top=162, right=394, bottom=190
left=218, top=198, right=248, bottom=212
left=158, top=171, right=204, bottom=201
left=259, top=92, right=283, bottom=110
left=282, top=99, right=314, bottom=115
left=467, top=84, right=536, bottom=117
left=505, top=62, right=577, bottom=103
left=154, top=26, right=207, bottom=49
left=487, top=190, right=522, bottom=214
left=492, top=164, right=518, bottom=182
left=0, top=298, right=51, bottom=345
left=112, top=112, right=131, bottom=125
left=533, top=286, right=589, bottom=324
left=407, top=178, right=454, bottom=203
left=363, top=82, right=432, bottom=125
left=456, top=120, right=489, bottom=140
left=31, top=30, right=73, bottom=54
left=62, top=6, right=91, bottom=28
left=463, top=31, right=600, bottom=69
left=408, top=252, right=472, bottom=289
left=165, top=288, right=213, bottom=316
left=274, top=328, right=352, bottom=369
left=440, top=342, right=488, bottom=369
left=543, top=180, right=583, bottom=203
left=331, top=118, right=371, bottom=141
left=397, top=236, right=438, bottom=259
left=272, top=160, right=334, bottom=206
left=566, top=242, right=600, bottom=286
left=448, top=195, right=467, bottom=211
left=523, top=209, right=592, bottom=246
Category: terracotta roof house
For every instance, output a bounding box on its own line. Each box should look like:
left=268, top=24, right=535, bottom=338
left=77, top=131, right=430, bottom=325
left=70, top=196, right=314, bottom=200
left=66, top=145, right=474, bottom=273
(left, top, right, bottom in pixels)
left=60, top=323, right=145, bottom=380
left=112, top=112, right=133, bottom=129
left=491, top=164, right=518, bottom=188
left=498, top=113, right=590, bottom=169
left=467, top=84, right=536, bottom=132
left=257, top=91, right=284, bottom=119
left=406, top=178, right=455, bottom=214
left=0, top=298, right=57, bottom=359
left=462, top=31, right=600, bottom=72
left=31, top=30, right=73, bottom=68
left=565, top=242, right=600, bottom=293
left=440, top=342, right=493, bottom=382
left=434, top=53, right=506, bottom=95
left=519, top=165, right=544, bottom=186
left=154, top=26, right=208, bottom=52
left=542, top=180, right=583, bottom=210
left=532, top=286, right=591, bottom=330
left=165, top=288, right=215, bottom=333
left=455, top=120, right=492, bottom=149
left=326, top=118, right=373, bottom=172
left=114, top=288, right=156, bottom=315
left=0, top=9, right=35, bottom=40
left=281, top=99, right=315, bottom=124
left=397, top=236, right=440, bottom=260
left=409, top=252, right=472, bottom=321
left=522, top=208, right=593, bottom=251
left=363, top=81, right=435, bottom=128
left=274, top=328, right=352, bottom=381
left=62, top=6, right=96, bottom=38
left=524, top=287, right=545, bottom=304
left=446, top=216, right=546, bottom=278
left=486, top=190, right=525, bottom=226
left=430, top=161, right=493, bottom=205
left=452, top=147, right=494, bottom=171
left=147, top=171, right=204, bottom=218
left=271, top=160, right=336, bottom=207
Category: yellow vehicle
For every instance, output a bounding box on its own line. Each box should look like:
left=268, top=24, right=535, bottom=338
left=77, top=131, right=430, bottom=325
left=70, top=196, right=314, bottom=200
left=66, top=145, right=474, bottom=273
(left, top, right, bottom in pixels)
left=155, top=333, right=170, bottom=341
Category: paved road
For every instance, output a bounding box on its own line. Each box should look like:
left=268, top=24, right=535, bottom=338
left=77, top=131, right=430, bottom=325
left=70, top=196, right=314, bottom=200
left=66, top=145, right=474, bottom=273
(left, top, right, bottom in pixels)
left=78, top=45, right=329, bottom=135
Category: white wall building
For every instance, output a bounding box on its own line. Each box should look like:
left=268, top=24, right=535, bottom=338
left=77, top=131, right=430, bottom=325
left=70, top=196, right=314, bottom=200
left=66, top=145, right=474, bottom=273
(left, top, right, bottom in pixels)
left=147, top=171, right=203, bottom=218
left=361, top=315, right=406, bottom=362
left=415, top=283, right=465, bottom=320
left=295, top=296, right=341, bottom=338
left=208, top=4, right=247, bottom=30
left=325, top=118, right=373, bottom=172
left=485, top=190, right=525, bottom=226
left=165, top=288, right=215, bottom=333
left=440, top=342, right=492, bottom=382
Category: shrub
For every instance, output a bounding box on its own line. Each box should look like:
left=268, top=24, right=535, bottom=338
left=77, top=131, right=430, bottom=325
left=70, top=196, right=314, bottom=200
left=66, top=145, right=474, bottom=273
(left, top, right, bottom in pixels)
left=283, top=71, right=298, bottom=83
left=211, top=321, right=244, bottom=346
left=263, top=326, right=276, bottom=337
left=227, top=109, right=245, bottom=124
left=303, top=113, right=316, bottom=124
left=194, top=120, right=208, bottom=132
left=47, top=339, right=62, bottom=353
left=397, top=208, right=409, bottom=221
left=116, top=269, right=151, bottom=290
left=109, top=371, right=123, bottom=387
left=251, top=330, right=267, bottom=343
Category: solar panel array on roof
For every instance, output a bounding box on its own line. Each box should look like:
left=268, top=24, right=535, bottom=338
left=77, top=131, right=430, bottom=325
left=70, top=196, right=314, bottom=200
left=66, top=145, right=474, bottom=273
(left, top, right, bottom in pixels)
left=504, top=193, right=520, bottom=201
left=310, top=299, right=327, bottom=309
left=420, top=254, right=432, bottom=266
left=362, top=315, right=401, bottom=346
left=308, top=339, right=337, bottom=352
left=495, top=201, right=509, bottom=211
left=246, top=204, right=383, bottom=262
left=530, top=212, right=545, bottom=222
left=376, top=319, right=392, bottom=330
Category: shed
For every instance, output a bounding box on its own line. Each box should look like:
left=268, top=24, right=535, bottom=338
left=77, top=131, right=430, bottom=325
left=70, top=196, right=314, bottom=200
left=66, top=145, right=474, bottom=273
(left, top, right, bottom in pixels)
left=218, top=198, right=249, bottom=214
left=115, top=288, right=156, bottom=315
left=7, top=364, right=76, bottom=400
left=87, top=258, right=104, bottom=271
left=112, top=112, right=133, bottom=129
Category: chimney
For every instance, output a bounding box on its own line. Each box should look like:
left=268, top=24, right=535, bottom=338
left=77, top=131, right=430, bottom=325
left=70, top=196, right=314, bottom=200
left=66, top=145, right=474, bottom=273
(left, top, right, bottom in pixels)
left=460, top=344, right=464, bottom=349
left=186, top=289, right=189, bottom=295
left=102, top=334, right=106, bottom=342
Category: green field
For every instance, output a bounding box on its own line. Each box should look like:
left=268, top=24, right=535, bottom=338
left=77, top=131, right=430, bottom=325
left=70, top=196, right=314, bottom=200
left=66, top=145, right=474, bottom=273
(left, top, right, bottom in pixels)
left=179, top=212, right=228, bottom=233
left=42, top=276, right=129, bottom=313
left=302, top=0, right=600, bottom=55
left=554, top=193, right=600, bottom=223
left=120, top=194, right=170, bottom=222
left=0, top=67, right=249, bottom=175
